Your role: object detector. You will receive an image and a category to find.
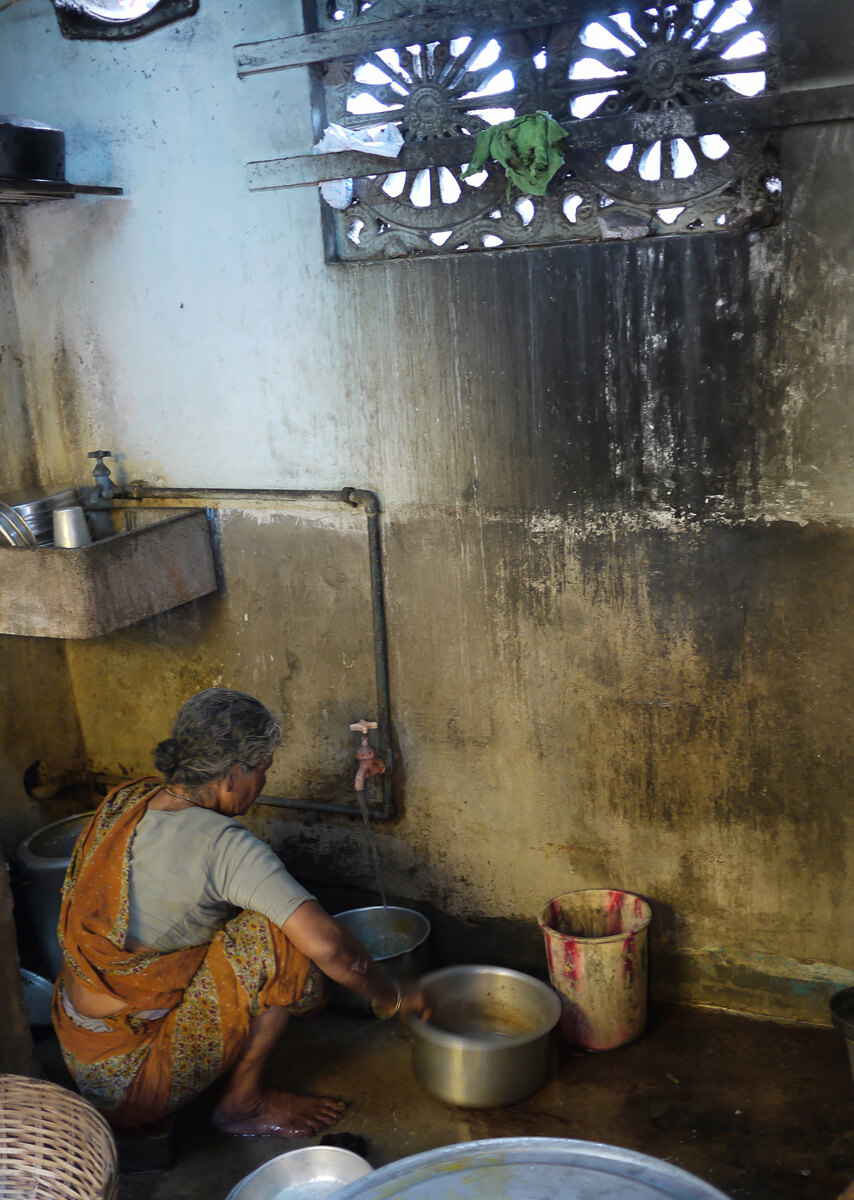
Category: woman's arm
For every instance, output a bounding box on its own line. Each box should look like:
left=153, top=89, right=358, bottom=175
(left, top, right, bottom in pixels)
left=282, top=900, right=429, bottom=1019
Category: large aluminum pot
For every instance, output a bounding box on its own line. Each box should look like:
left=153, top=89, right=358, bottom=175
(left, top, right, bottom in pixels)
left=225, top=1146, right=372, bottom=1200
left=830, top=987, right=854, bottom=1087
left=16, top=812, right=94, bottom=979
left=332, top=906, right=431, bottom=1013
left=407, top=965, right=561, bottom=1108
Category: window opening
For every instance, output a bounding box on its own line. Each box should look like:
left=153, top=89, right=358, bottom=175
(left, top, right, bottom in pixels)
left=563, top=195, right=586, bottom=223
left=308, top=0, right=781, bottom=260
left=515, top=198, right=535, bottom=226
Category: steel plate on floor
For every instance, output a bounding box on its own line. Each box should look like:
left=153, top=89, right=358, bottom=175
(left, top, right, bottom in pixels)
left=333, top=1138, right=731, bottom=1200
left=226, top=1146, right=373, bottom=1200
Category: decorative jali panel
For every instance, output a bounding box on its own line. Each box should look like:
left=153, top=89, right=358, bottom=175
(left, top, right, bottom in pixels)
left=311, top=0, right=782, bottom=261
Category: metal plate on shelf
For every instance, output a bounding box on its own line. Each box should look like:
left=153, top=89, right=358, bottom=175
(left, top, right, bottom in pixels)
left=2, top=483, right=79, bottom=517
left=0, top=501, right=37, bottom=547
left=0, top=510, right=23, bottom=546
left=0, top=508, right=217, bottom=637
left=334, top=1139, right=732, bottom=1200
left=1, top=484, right=80, bottom=544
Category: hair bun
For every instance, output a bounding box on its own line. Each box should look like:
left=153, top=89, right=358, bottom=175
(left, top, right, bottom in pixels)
left=153, top=737, right=182, bottom=776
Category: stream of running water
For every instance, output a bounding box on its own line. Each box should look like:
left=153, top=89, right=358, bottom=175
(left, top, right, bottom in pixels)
left=356, top=789, right=388, bottom=908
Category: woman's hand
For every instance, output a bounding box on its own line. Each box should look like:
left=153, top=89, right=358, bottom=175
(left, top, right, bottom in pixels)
left=398, top=979, right=431, bottom=1021
left=283, top=901, right=430, bottom=1018
left=371, top=978, right=431, bottom=1021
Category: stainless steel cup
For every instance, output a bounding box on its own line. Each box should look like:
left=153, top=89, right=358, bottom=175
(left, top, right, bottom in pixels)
left=52, top=506, right=92, bottom=548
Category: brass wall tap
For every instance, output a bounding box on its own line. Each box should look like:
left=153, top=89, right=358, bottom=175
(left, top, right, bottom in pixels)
left=349, top=719, right=387, bottom=792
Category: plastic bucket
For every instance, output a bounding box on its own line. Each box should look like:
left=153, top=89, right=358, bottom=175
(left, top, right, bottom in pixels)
left=539, top=889, right=652, bottom=1051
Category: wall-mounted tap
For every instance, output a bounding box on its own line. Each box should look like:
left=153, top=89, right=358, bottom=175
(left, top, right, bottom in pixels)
left=88, top=450, right=114, bottom=502
left=349, top=719, right=386, bottom=792
left=81, top=449, right=125, bottom=538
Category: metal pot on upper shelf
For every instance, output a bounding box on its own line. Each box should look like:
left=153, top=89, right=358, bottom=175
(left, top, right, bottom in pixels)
left=0, top=483, right=81, bottom=546
left=331, top=906, right=431, bottom=1013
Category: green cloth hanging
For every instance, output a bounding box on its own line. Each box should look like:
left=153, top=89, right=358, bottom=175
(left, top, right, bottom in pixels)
left=461, top=111, right=566, bottom=199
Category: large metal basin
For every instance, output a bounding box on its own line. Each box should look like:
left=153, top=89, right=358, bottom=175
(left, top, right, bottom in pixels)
left=16, top=812, right=94, bottom=979
left=333, top=1137, right=732, bottom=1200
left=332, top=906, right=431, bottom=1013
left=407, top=965, right=561, bottom=1108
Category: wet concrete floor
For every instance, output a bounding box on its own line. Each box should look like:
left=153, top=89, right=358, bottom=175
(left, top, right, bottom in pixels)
left=35, top=1002, right=854, bottom=1200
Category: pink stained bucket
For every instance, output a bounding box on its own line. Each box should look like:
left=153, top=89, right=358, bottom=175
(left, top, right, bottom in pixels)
left=539, top=889, right=652, bottom=1051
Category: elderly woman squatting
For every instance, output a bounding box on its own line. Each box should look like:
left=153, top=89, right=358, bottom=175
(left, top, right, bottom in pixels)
left=53, top=688, right=428, bottom=1137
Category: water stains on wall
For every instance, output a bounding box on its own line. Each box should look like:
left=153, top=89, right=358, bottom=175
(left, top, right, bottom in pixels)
left=379, top=510, right=854, bottom=1004
left=1, top=0, right=853, bottom=1021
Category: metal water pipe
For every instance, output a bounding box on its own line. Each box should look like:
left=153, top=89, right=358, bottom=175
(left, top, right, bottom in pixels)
left=108, top=481, right=396, bottom=821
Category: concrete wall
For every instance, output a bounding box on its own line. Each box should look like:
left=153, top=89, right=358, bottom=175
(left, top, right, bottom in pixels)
left=1, top=0, right=853, bottom=1021
left=0, top=202, right=85, bottom=850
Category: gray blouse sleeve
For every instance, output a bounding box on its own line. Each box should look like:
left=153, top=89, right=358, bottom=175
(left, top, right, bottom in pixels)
left=209, top=823, right=315, bottom=927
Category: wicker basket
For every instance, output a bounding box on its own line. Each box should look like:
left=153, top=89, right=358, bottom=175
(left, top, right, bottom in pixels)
left=0, top=1075, right=118, bottom=1200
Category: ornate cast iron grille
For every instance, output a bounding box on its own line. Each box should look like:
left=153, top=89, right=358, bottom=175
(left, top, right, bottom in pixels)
left=309, top=0, right=781, bottom=260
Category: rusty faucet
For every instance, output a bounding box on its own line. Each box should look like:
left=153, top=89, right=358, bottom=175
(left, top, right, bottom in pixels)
left=349, top=719, right=386, bottom=792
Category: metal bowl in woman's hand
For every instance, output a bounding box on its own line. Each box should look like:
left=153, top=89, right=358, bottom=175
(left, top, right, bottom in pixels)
left=330, top=907, right=431, bottom=1013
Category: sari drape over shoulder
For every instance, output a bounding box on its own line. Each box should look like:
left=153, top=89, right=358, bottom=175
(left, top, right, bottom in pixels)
left=53, top=778, right=321, bottom=1127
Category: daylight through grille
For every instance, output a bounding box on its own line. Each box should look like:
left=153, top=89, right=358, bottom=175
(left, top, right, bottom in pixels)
left=316, top=0, right=781, bottom=260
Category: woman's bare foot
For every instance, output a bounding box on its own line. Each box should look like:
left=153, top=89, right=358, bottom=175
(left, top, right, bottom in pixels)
left=212, top=1090, right=346, bottom=1137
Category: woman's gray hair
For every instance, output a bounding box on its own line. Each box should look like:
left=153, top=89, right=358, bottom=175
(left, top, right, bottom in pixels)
left=153, top=688, right=283, bottom=785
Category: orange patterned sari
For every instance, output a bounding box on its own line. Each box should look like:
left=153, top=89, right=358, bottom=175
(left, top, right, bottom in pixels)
left=53, top=778, right=322, bottom=1127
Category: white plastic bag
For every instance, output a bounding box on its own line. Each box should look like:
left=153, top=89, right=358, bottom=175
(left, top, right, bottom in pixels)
left=314, top=122, right=404, bottom=210
left=319, top=178, right=354, bottom=210
left=313, top=122, right=404, bottom=158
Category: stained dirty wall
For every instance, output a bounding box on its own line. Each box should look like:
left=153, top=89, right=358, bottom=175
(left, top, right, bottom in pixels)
left=0, top=214, right=85, bottom=847
left=0, top=0, right=853, bottom=1022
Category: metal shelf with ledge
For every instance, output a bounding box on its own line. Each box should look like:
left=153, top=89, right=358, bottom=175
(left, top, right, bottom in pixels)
left=0, top=118, right=123, bottom=205
left=0, top=177, right=123, bottom=203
